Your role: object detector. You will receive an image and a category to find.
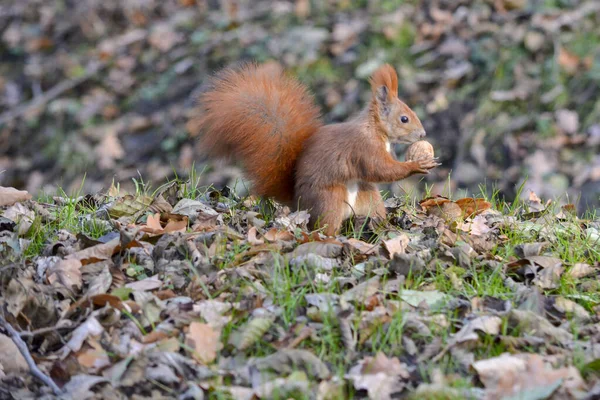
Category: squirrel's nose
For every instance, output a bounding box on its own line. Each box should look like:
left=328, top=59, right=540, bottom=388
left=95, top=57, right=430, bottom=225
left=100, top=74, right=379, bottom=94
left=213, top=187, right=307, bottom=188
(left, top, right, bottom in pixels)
left=419, top=130, right=426, bottom=138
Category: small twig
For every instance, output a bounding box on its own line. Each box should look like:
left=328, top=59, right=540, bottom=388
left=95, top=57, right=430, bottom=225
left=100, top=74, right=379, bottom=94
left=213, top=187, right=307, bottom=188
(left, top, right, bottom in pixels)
left=18, top=322, right=72, bottom=338
left=0, top=315, right=63, bottom=395
left=0, top=61, right=105, bottom=126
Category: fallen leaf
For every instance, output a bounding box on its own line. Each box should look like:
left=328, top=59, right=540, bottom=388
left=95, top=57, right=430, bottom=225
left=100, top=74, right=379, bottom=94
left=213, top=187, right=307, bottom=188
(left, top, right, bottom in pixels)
left=473, top=353, right=585, bottom=399
left=77, top=339, right=111, bottom=372
left=399, top=290, right=449, bottom=309
left=185, top=322, right=220, bottom=364
left=509, top=309, right=573, bottom=343
left=59, top=316, right=104, bottom=359
left=0, top=186, right=32, bottom=207
left=558, top=47, right=581, bottom=75
left=47, top=258, right=83, bottom=291
left=347, top=353, right=410, bottom=400
left=341, top=276, right=380, bottom=304
left=125, top=274, right=162, bottom=291
left=263, top=227, right=295, bottom=242
left=290, top=241, right=343, bottom=258
left=383, top=233, right=409, bottom=258
left=66, top=237, right=120, bottom=265
left=0, top=334, right=28, bottom=373
left=567, top=263, right=597, bottom=279
left=251, top=349, right=330, bottom=380
left=346, top=238, right=378, bottom=255
left=96, top=130, right=124, bottom=169
left=229, top=316, right=274, bottom=350
left=458, top=214, right=492, bottom=236
left=455, top=197, right=492, bottom=218
left=61, top=374, right=109, bottom=399
left=247, top=226, right=264, bottom=245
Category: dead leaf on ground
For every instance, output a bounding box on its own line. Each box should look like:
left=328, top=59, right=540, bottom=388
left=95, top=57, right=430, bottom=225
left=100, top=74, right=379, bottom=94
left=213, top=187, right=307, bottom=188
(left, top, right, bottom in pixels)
left=251, top=349, right=330, bottom=380
left=47, top=258, right=83, bottom=292
left=454, top=197, right=492, bottom=218
left=420, top=197, right=463, bottom=222
left=185, top=322, right=220, bottom=364
left=66, top=237, right=120, bottom=265
left=383, top=233, right=409, bottom=258
left=473, top=353, right=585, bottom=399
left=59, top=316, right=105, bottom=359
left=0, top=333, right=28, bottom=374
left=346, top=238, right=378, bottom=255
left=347, top=352, right=410, bottom=400
left=263, top=227, right=295, bottom=242
left=0, top=186, right=32, bottom=207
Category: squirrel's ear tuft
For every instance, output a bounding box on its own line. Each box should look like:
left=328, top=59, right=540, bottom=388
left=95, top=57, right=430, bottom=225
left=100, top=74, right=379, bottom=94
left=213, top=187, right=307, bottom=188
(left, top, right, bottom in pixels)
left=369, top=64, right=398, bottom=98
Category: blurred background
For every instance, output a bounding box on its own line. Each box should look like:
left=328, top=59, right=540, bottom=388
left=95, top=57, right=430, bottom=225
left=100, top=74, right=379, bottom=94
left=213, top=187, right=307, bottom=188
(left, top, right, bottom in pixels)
left=1, top=0, right=599, bottom=213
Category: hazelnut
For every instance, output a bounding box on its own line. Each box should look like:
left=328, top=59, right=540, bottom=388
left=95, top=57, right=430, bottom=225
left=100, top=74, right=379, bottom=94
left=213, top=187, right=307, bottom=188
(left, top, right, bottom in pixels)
left=405, top=140, right=434, bottom=161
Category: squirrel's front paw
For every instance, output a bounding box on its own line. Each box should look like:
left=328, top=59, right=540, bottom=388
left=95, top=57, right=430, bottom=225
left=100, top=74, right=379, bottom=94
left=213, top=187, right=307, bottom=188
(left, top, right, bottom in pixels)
left=410, top=158, right=440, bottom=174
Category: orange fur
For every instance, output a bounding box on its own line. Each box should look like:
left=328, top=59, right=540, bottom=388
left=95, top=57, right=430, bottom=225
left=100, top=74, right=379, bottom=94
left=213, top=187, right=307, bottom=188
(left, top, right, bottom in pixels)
left=194, top=63, right=437, bottom=235
left=369, top=63, right=398, bottom=98
left=195, top=62, right=322, bottom=203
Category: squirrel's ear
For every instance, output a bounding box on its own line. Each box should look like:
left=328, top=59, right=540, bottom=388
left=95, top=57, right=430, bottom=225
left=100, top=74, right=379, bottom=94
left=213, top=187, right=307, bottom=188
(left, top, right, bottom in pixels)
left=375, top=86, right=390, bottom=114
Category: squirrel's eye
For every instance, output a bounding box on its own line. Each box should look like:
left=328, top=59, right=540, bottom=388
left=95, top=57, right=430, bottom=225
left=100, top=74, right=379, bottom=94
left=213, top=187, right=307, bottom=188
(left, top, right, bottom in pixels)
left=400, top=116, right=409, bottom=123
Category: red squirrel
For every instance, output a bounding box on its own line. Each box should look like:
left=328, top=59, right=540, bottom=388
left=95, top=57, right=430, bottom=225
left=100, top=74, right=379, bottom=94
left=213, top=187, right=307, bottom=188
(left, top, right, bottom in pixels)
left=194, top=62, right=438, bottom=236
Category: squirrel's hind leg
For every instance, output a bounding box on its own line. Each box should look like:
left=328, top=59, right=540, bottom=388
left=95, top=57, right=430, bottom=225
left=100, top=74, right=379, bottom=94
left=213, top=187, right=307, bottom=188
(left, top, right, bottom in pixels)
left=304, top=185, right=347, bottom=236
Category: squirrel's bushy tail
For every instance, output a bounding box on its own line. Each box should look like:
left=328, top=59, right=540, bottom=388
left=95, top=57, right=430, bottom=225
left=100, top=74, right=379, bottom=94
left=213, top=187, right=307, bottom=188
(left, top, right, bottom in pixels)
left=195, top=62, right=322, bottom=203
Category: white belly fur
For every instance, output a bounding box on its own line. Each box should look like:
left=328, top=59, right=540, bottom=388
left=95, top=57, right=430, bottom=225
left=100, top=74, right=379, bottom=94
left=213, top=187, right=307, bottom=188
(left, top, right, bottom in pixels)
left=385, top=140, right=391, bottom=153
left=346, top=181, right=359, bottom=217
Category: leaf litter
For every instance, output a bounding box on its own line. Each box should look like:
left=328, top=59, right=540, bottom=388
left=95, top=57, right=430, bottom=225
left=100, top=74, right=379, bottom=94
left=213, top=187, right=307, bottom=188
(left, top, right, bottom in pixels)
left=1, top=183, right=599, bottom=399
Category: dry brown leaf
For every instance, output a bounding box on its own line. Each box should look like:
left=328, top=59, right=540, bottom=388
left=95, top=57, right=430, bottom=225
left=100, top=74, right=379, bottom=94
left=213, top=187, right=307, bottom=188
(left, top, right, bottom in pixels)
left=247, top=226, right=264, bottom=245
left=347, top=352, right=410, bottom=400
left=59, top=316, right=104, bottom=359
left=451, top=315, right=502, bottom=345
left=419, top=196, right=452, bottom=210
left=77, top=339, right=111, bottom=372
left=251, top=349, right=330, bottom=380
left=185, top=322, right=221, bottom=364
left=473, top=353, right=585, bottom=399
left=264, top=227, right=295, bottom=242
left=86, top=265, right=113, bottom=296
left=383, top=234, right=409, bottom=258
left=341, top=276, right=380, bottom=304
left=163, top=218, right=187, bottom=233
left=458, top=214, right=492, bottom=236
left=96, top=131, right=124, bottom=170
left=125, top=274, right=162, bottom=292
left=0, top=334, right=28, bottom=374
left=2, top=202, right=35, bottom=235
left=47, top=258, right=83, bottom=291
left=454, top=197, right=492, bottom=218
left=108, top=195, right=153, bottom=218
left=148, top=23, right=183, bottom=52
left=420, top=196, right=462, bottom=221
left=140, top=212, right=187, bottom=235
left=291, top=241, right=343, bottom=258
left=66, top=237, right=120, bottom=265
left=0, top=186, right=32, bottom=207
left=553, top=296, right=590, bottom=322
left=558, top=47, right=582, bottom=75
left=194, top=300, right=233, bottom=331
left=508, top=309, right=573, bottom=343
left=145, top=213, right=162, bottom=232
left=346, top=238, right=378, bottom=255
left=567, top=263, right=597, bottom=279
